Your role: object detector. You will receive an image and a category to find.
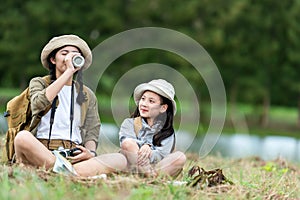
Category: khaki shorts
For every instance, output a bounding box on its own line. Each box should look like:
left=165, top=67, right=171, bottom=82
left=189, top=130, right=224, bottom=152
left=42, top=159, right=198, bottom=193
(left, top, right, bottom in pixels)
left=38, top=139, right=79, bottom=151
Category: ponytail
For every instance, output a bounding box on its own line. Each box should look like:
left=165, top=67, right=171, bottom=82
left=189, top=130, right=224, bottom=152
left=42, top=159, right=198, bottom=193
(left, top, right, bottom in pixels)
left=47, top=52, right=57, bottom=82
left=76, top=70, right=87, bottom=105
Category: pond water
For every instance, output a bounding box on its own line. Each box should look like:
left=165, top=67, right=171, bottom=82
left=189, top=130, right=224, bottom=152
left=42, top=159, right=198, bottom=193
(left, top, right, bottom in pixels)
left=185, top=133, right=300, bottom=162
left=99, top=123, right=300, bottom=163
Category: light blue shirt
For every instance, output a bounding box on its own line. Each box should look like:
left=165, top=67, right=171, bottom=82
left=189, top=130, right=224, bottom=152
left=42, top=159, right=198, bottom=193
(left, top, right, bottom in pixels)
left=119, top=118, right=174, bottom=164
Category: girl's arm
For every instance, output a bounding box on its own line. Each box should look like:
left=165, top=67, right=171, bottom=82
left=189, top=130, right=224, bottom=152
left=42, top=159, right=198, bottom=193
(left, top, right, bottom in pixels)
left=119, top=118, right=137, bottom=144
left=150, top=135, right=175, bottom=163
left=29, top=77, right=52, bottom=115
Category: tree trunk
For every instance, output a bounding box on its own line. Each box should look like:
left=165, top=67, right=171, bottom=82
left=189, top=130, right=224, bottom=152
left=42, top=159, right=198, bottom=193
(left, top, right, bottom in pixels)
left=260, top=92, right=270, bottom=128
left=297, top=94, right=300, bottom=128
left=229, top=84, right=237, bottom=107
left=229, top=83, right=238, bottom=127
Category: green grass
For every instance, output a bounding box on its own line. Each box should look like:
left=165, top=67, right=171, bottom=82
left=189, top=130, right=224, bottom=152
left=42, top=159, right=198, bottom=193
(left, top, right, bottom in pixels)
left=0, top=154, right=299, bottom=200
left=0, top=88, right=21, bottom=99
left=232, top=103, right=298, bottom=126
left=0, top=88, right=21, bottom=114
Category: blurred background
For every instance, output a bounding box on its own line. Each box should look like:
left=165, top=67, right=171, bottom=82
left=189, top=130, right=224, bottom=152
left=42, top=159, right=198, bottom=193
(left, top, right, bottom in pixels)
left=0, top=0, right=299, bottom=161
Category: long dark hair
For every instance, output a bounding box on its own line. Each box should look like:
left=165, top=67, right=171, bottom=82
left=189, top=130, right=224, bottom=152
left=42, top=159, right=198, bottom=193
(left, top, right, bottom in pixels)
left=47, top=45, right=87, bottom=105
left=131, top=93, right=174, bottom=147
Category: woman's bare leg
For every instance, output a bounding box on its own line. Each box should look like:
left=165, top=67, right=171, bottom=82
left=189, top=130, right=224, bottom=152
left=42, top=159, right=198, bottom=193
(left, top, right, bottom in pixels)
left=155, top=151, right=186, bottom=177
left=14, top=130, right=55, bottom=169
left=73, top=153, right=127, bottom=177
left=120, top=139, right=156, bottom=176
left=120, top=138, right=139, bottom=170
left=14, top=131, right=127, bottom=177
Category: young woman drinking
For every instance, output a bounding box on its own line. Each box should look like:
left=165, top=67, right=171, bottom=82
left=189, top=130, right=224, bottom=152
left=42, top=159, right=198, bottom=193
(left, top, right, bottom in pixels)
left=14, top=34, right=127, bottom=177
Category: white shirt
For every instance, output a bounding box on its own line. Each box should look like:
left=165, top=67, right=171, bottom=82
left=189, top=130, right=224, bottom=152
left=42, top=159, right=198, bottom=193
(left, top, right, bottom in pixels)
left=36, top=85, right=82, bottom=144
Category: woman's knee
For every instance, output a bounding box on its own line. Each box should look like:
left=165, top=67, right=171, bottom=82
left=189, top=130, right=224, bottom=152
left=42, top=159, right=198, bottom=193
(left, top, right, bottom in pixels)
left=120, top=138, right=138, bottom=151
left=113, top=153, right=128, bottom=170
left=14, top=130, right=34, bottom=149
left=98, top=153, right=128, bottom=169
left=172, top=151, right=186, bottom=166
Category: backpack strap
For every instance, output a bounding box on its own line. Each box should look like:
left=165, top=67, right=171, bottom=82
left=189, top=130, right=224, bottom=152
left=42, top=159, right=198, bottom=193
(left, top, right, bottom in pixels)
left=133, top=116, right=142, bottom=137
left=47, top=96, right=58, bottom=148
left=134, top=116, right=176, bottom=153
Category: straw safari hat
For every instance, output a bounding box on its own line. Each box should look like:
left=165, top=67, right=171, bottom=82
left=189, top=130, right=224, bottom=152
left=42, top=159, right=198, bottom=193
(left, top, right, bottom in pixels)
left=134, top=79, right=177, bottom=114
left=40, top=34, right=92, bottom=70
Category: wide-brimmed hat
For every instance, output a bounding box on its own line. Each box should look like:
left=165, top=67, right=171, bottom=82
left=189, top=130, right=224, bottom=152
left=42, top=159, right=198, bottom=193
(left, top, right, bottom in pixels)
left=40, top=34, right=92, bottom=70
left=134, top=79, right=177, bottom=114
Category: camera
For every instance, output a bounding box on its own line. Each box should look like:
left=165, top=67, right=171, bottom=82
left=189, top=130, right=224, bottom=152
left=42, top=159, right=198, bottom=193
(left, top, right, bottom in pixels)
left=58, top=147, right=81, bottom=157
left=72, top=55, right=85, bottom=68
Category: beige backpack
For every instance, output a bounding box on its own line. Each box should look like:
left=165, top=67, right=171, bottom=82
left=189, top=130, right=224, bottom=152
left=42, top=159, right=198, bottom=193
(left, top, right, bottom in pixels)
left=2, top=76, right=51, bottom=162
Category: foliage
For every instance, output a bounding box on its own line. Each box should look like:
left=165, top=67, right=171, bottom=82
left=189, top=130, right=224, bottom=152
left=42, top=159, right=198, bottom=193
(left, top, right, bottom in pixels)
left=1, top=0, right=300, bottom=127
left=0, top=0, right=299, bottom=102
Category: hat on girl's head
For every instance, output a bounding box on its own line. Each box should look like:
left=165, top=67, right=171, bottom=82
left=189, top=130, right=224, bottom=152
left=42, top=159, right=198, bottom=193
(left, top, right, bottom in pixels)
left=134, top=79, right=177, bottom=115
left=40, top=34, right=92, bottom=70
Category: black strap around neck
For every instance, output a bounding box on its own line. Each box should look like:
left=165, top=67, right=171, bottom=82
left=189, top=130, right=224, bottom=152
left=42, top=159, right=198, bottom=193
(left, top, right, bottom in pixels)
left=69, top=81, right=75, bottom=147
left=47, top=81, right=75, bottom=149
left=47, top=96, right=58, bottom=149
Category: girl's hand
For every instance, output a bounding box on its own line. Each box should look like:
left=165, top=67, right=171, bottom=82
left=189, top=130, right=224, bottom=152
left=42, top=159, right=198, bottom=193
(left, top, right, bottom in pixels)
left=137, top=144, right=152, bottom=166
left=64, top=52, right=81, bottom=73
left=68, top=145, right=94, bottom=163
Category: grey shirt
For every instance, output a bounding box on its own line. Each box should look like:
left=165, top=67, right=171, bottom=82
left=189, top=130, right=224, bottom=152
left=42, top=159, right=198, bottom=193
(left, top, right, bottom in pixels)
left=119, top=118, right=174, bottom=164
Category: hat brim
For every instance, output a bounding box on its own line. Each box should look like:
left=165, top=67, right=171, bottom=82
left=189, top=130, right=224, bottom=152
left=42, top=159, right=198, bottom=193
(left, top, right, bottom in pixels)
left=134, top=83, right=177, bottom=114
left=40, top=35, right=92, bottom=71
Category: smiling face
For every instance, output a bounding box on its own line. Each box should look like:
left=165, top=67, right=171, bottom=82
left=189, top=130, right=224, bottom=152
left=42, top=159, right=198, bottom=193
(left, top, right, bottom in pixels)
left=50, top=45, right=80, bottom=77
left=138, top=91, right=168, bottom=126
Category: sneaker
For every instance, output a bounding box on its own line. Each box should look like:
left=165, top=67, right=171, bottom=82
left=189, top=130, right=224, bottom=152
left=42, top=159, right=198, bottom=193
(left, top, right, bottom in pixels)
left=52, top=150, right=78, bottom=176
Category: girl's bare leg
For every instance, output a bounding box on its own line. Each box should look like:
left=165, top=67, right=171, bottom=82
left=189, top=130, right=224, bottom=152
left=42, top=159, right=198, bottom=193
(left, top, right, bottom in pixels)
left=14, top=130, right=56, bottom=169
left=155, top=151, right=186, bottom=177
left=120, top=138, right=139, bottom=171
left=73, top=153, right=127, bottom=177
left=15, top=131, right=127, bottom=177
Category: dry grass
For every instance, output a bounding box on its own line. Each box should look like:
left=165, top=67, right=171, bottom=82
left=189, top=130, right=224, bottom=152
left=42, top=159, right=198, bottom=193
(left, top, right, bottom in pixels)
left=0, top=152, right=299, bottom=200
left=0, top=136, right=299, bottom=199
